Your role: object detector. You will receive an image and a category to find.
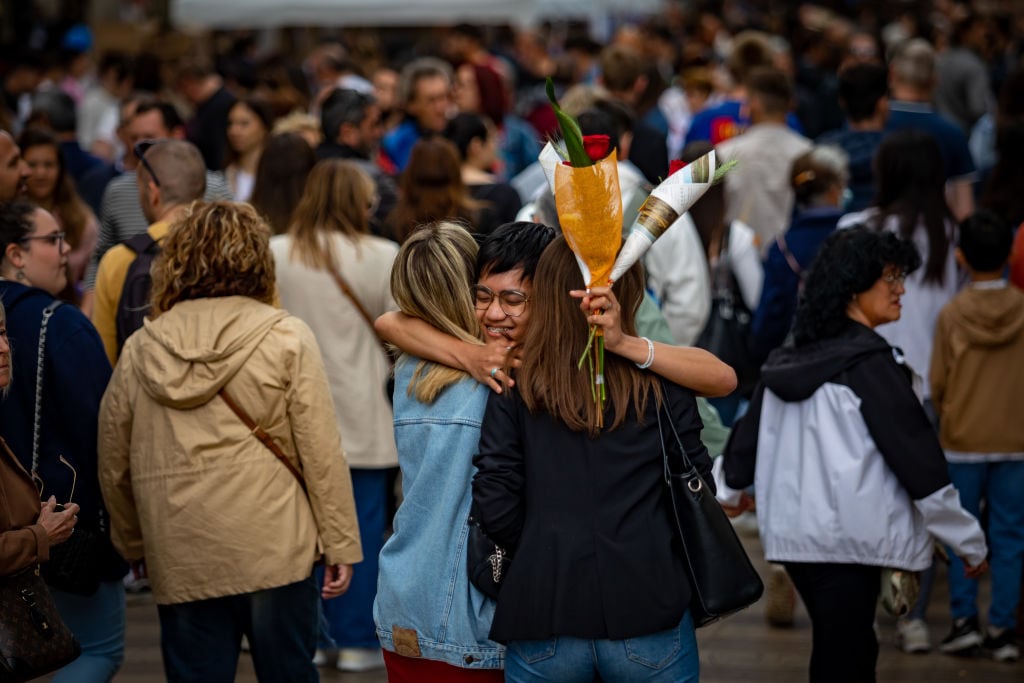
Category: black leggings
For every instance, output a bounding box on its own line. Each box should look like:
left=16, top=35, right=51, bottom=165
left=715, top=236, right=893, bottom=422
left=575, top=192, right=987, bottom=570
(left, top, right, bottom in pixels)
left=784, top=562, right=882, bottom=683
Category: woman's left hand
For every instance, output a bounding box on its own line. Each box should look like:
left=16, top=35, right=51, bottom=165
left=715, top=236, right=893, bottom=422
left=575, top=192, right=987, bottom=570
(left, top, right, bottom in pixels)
left=571, top=286, right=625, bottom=351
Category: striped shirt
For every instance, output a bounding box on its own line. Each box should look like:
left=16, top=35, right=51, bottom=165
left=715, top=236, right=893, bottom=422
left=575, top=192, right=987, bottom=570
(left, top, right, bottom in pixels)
left=83, top=170, right=232, bottom=290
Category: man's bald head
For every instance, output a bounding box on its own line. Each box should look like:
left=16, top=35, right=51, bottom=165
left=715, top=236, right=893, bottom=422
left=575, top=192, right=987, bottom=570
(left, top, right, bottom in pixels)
left=138, top=140, right=206, bottom=222
left=0, top=131, right=30, bottom=201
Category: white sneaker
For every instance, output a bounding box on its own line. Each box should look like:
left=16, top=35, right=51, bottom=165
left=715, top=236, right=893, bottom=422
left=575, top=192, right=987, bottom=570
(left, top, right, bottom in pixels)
left=312, top=649, right=329, bottom=666
left=897, top=618, right=931, bottom=654
left=337, top=647, right=385, bottom=672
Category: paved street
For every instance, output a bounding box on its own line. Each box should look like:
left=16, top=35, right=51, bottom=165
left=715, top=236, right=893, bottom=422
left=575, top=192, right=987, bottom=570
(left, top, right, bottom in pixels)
left=114, top=532, right=1022, bottom=682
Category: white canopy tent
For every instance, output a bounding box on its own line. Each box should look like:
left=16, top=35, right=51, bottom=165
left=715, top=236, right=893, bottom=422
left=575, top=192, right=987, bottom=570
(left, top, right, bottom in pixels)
left=169, top=0, right=665, bottom=29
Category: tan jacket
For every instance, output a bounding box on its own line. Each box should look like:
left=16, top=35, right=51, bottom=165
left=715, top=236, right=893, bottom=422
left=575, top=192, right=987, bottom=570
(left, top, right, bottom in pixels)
left=931, top=283, right=1024, bottom=456
left=98, top=296, right=362, bottom=605
left=0, top=437, right=48, bottom=576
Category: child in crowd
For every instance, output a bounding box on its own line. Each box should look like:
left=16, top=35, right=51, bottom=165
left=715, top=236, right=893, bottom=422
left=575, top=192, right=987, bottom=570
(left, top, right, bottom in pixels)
left=930, top=210, right=1024, bottom=662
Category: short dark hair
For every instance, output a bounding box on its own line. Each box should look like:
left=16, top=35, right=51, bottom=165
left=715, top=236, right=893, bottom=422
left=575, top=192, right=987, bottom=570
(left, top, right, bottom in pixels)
left=793, top=227, right=922, bottom=345
left=320, top=88, right=374, bottom=141
left=576, top=108, right=621, bottom=156
left=477, top=221, right=557, bottom=283
left=134, top=100, right=185, bottom=132
left=444, top=112, right=488, bottom=160
left=746, top=66, right=793, bottom=116
left=838, top=63, right=888, bottom=123
left=958, top=210, right=1013, bottom=272
left=28, top=90, right=77, bottom=133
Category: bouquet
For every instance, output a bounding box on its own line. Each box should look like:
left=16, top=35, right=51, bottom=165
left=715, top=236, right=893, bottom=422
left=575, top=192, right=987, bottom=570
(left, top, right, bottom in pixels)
left=543, top=79, right=732, bottom=427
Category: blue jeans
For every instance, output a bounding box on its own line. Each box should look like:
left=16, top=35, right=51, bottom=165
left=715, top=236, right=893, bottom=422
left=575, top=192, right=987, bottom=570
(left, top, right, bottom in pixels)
left=505, top=612, right=699, bottom=683
left=51, top=579, right=126, bottom=682
left=947, top=460, right=1024, bottom=629
left=318, top=467, right=389, bottom=649
left=158, top=574, right=319, bottom=682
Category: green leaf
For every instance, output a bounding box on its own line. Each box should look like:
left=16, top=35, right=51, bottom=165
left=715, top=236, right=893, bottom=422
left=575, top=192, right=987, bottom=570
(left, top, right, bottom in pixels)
left=545, top=77, right=592, bottom=167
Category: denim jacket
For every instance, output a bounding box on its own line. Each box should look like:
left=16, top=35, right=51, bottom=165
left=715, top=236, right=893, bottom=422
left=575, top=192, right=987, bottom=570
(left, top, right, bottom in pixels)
left=374, top=357, right=503, bottom=669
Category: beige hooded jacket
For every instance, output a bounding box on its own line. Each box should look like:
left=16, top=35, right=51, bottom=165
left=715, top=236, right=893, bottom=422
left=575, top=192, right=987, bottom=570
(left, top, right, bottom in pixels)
left=98, top=296, right=362, bottom=605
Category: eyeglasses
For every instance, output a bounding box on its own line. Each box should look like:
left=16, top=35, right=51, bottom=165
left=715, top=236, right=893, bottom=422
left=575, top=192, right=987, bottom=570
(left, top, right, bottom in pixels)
left=472, top=284, right=530, bottom=317
left=31, top=454, right=77, bottom=504
left=134, top=139, right=162, bottom=187
left=882, top=271, right=907, bottom=285
left=19, top=231, right=66, bottom=250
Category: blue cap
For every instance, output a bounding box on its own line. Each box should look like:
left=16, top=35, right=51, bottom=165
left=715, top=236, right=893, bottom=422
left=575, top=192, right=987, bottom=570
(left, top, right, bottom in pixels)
left=62, top=24, right=93, bottom=53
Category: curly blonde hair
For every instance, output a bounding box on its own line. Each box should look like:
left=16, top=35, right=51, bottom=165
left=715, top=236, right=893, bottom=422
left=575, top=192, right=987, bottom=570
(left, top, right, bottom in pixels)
left=150, top=201, right=277, bottom=315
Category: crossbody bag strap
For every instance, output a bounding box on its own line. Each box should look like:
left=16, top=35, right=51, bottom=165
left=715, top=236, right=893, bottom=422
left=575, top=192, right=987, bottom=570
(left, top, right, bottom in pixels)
left=31, top=300, right=63, bottom=477
left=217, top=388, right=307, bottom=494
left=775, top=233, right=803, bottom=277
left=324, top=260, right=390, bottom=355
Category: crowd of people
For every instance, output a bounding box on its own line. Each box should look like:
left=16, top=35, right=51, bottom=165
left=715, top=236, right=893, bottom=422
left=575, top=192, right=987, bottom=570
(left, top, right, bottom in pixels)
left=1, top=0, right=1024, bottom=681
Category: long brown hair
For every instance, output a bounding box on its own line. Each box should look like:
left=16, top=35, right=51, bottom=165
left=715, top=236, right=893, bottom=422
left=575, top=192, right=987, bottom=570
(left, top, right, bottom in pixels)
left=17, top=128, right=90, bottom=251
left=678, top=140, right=726, bottom=259
left=518, top=237, right=661, bottom=436
left=287, top=159, right=375, bottom=269
left=251, top=132, right=317, bottom=235
left=387, top=136, right=481, bottom=243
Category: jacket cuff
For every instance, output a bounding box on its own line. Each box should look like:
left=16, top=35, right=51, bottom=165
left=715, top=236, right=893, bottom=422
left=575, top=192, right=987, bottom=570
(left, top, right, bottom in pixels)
left=323, top=545, right=364, bottom=567
left=29, top=524, right=50, bottom=563
left=914, top=483, right=988, bottom=567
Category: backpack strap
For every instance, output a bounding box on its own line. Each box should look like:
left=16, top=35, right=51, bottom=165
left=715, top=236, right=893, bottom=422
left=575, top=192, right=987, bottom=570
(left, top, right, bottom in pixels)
left=123, top=232, right=158, bottom=255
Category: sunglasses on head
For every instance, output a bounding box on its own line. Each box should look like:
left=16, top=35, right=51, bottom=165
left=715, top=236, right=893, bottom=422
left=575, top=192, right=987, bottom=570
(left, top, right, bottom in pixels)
left=133, top=139, right=165, bottom=187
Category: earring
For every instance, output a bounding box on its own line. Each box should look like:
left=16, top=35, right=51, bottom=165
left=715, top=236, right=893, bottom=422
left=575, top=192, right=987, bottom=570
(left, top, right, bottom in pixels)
left=15, top=270, right=26, bottom=282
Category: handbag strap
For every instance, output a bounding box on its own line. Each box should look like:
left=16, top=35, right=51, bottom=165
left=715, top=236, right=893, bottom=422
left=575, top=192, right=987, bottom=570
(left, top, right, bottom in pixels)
left=775, top=233, right=803, bottom=277
left=654, top=383, right=698, bottom=482
left=324, top=259, right=389, bottom=355
left=217, top=388, right=307, bottom=494
left=31, top=300, right=63, bottom=476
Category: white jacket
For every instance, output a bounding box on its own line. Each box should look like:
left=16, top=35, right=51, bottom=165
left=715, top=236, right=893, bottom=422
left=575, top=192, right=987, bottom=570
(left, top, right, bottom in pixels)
left=718, top=321, right=987, bottom=571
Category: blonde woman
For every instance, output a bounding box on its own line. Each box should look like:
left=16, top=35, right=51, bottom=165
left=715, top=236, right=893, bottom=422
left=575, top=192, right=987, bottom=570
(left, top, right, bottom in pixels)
left=98, top=201, right=362, bottom=682
left=270, top=159, right=398, bottom=672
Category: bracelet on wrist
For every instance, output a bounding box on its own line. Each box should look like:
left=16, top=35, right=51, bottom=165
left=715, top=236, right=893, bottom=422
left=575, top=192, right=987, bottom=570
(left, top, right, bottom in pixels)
left=635, top=337, right=655, bottom=369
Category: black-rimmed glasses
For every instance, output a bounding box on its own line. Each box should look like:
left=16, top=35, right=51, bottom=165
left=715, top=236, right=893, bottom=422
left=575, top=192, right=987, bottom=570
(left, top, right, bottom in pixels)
left=134, top=139, right=163, bottom=187
left=472, top=285, right=530, bottom=317
left=18, top=231, right=66, bottom=250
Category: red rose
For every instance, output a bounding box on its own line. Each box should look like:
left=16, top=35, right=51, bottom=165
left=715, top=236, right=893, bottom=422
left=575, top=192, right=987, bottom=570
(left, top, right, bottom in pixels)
left=668, top=159, right=687, bottom=177
left=582, top=134, right=611, bottom=162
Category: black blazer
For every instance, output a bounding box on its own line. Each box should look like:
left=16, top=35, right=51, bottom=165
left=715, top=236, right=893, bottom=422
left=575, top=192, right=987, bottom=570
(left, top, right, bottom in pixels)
left=472, top=381, right=713, bottom=642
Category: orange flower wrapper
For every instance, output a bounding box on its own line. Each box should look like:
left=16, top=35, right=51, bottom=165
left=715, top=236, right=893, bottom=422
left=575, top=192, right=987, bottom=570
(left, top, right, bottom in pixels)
left=553, top=151, right=623, bottom=289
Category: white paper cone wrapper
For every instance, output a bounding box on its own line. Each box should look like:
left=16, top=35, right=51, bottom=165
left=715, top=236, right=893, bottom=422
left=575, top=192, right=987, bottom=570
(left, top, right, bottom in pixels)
left=539, top=142, right=563, bottom=194
left=608, top=151, right=717, bottom=282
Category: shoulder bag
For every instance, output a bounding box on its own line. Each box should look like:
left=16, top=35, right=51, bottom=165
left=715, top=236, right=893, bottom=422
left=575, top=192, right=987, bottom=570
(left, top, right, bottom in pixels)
left=466, top=502, right=511, bottom=600
left=32, top=301, right=109, bottom=596
left=0, top=566, right=81, bottom=682
left=656, top=392, right=763, bottom=627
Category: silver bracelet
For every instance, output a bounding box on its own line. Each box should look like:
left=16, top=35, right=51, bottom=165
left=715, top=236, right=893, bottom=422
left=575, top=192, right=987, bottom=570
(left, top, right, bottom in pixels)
left=635, top=337, right=655, bottom=369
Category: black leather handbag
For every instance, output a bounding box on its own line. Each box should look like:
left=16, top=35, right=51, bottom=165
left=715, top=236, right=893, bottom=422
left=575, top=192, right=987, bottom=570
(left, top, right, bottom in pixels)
left=466, top=503, right=510, bottom=600
left=656, top=397, right=763, bottom=627
left=0, top=566, right=81, bottom=682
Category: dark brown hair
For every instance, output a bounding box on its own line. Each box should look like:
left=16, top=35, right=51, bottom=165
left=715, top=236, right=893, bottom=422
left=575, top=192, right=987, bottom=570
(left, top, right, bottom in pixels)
left=251, top=132, right=317, bottom=235
left=17, top=128, right=90, bottom=251
left=387, top=136, right=480, bottom=243
left=518, top=237, right=661, bottom=437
